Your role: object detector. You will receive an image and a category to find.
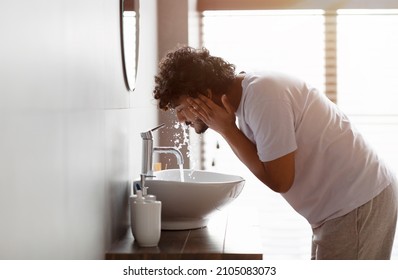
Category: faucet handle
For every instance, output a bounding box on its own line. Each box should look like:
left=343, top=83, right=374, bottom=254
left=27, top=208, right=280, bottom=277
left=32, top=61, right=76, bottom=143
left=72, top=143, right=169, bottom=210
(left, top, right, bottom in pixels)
left=140, top=174, right=156, bottom=181
left=150, top=123, right=165, bottom=132
left=140, top=123, right=165, bottom=139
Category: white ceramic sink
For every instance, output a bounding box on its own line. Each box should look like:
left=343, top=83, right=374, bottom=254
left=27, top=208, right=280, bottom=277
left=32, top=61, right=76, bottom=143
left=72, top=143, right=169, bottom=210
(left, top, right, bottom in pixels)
left=133, top=169, right=245, bottom=230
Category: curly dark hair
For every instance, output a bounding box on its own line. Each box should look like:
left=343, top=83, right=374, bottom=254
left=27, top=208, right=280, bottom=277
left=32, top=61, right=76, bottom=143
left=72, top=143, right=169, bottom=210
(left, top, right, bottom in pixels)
left=153, top=46, right=236, bottom=110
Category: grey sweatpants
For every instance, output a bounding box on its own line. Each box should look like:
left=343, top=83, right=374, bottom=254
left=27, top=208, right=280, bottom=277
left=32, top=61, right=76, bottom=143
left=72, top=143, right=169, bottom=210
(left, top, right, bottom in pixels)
left=311, top=182, right=398, bottom=260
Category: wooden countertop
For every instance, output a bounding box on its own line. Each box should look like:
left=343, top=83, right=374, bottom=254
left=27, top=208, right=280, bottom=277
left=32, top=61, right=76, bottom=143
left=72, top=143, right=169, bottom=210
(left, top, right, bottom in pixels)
left=105, top=206, right=263, bottom=260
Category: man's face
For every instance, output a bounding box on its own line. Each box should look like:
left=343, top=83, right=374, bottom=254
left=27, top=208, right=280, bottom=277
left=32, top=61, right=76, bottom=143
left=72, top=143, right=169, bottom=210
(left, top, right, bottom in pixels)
left=174, top=95, right=209, bottom=134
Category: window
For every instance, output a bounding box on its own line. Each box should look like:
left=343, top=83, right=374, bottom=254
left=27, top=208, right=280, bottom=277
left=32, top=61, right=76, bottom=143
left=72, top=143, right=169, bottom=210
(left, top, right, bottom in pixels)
left=337, top=10, right=398, bottom=115
left=337, top=10, right=398, bottom=202
left=200, top=8, right=398, bottom=259
left=202, top=10, right=326, bottom=95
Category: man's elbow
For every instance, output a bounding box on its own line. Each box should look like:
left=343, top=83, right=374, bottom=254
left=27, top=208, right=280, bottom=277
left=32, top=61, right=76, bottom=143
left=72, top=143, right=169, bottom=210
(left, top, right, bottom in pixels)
left=268, top=180, right=294, bottom=193
left=264, top=172, right=295, bottom=193
left=261, top=151, right=296, bottom=193
left=277, top=181, right=294, bottom=193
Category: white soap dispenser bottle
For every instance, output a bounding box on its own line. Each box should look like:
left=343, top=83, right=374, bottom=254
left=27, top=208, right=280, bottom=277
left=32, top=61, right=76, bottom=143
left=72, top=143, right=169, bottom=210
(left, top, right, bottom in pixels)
left=130, top=190, right=161, bottom=247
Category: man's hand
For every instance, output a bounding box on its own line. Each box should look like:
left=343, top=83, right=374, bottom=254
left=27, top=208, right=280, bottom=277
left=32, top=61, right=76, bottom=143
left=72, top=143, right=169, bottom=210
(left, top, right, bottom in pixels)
left=187, top=91, right=295, bottom=193
left=187, top=93, right=237, bottom=137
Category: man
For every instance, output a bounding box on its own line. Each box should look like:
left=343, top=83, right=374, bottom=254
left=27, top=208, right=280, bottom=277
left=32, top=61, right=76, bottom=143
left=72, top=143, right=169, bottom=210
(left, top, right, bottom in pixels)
left=153, top=45, right=398, bottom=259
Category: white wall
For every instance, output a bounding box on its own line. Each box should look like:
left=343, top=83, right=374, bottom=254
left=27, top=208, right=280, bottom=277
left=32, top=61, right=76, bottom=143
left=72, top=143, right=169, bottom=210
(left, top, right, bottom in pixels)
left=0, top=0, right=158, bottom=259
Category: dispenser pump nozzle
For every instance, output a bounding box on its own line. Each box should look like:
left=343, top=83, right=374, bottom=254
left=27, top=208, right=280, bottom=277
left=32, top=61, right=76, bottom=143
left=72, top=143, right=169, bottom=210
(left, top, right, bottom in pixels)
left=135, top=190, right=144, bottom=201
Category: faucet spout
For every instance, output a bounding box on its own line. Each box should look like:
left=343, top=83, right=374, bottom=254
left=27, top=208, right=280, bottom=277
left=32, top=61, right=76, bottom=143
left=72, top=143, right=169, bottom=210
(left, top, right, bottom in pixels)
left=140, top=124, right=184, bottom=176
left=153, top=147, right=184, bottom=166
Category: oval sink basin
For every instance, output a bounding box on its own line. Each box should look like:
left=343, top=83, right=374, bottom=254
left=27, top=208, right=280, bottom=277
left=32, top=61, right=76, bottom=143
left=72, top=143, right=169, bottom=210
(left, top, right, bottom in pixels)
left=133, top=169, right=245, bottom=230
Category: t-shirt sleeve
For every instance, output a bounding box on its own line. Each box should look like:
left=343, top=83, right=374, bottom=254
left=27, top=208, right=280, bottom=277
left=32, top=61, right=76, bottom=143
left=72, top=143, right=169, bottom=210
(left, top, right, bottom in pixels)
left=245, top=92, right=297, bottom=162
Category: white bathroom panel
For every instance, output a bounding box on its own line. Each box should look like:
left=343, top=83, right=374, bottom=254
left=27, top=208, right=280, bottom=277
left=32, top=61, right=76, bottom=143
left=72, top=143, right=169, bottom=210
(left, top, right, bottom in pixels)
left=0, top=109, right=105, bottom=258
left=61, top=110, right=108, bottom=259
left=0, top=0, right=158, bottom=259
left=104, top=108, right=131, bottom=247
left=0, top=108, right=133, bottom=259
left=0, top=0, right=128, bottom=111
left=0, top=110, right=67, bottom=258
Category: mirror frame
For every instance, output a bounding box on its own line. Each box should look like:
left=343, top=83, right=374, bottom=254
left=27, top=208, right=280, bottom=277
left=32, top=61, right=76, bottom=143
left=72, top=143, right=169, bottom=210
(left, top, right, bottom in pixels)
left=120, top=0, right=139, bottom=92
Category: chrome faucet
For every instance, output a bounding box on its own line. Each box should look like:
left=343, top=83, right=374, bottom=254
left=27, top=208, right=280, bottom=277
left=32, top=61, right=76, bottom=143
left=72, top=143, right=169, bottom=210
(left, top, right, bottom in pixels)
left=140, top=124, right=184, bottom=176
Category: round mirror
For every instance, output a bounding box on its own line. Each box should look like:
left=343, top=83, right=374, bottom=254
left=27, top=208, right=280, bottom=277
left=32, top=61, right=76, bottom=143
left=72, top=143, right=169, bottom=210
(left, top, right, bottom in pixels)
left=121, top=0, right=139, bottom=91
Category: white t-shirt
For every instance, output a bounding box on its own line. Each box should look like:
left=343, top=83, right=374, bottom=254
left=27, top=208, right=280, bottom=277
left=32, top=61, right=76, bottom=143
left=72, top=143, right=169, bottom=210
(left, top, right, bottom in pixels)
left=237, top=71, right=394, bottom=227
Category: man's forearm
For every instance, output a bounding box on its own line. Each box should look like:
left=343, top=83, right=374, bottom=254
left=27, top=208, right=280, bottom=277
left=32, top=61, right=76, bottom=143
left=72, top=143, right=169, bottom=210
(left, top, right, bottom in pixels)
left=220, top=126, right=295, bottom=193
